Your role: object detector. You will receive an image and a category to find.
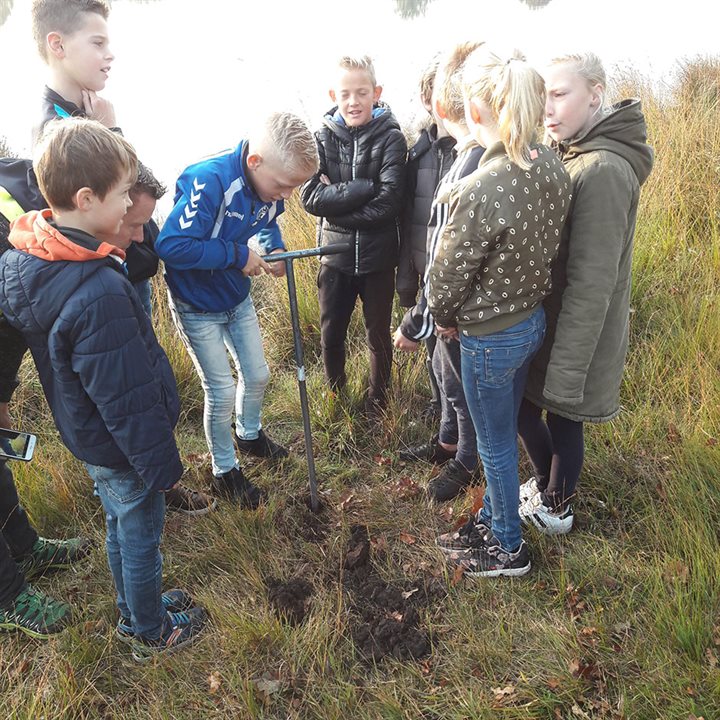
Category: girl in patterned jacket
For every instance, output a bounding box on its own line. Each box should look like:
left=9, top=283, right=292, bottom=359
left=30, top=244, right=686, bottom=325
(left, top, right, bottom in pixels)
left=428, top=46, right=571, bottom=578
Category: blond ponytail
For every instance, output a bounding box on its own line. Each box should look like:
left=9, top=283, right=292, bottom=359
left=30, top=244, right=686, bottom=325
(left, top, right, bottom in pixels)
left=463, top=47, right=545, bottom=170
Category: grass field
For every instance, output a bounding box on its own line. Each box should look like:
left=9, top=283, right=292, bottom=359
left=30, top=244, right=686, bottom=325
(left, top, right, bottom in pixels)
left=1, top=62, right=720, bottom=719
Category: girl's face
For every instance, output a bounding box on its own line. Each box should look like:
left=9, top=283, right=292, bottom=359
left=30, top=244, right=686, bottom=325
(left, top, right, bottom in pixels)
left=543, top=63, right=602, bottom=142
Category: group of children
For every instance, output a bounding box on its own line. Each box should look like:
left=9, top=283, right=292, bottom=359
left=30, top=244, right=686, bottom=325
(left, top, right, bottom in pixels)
left=0, top=0, right=653, bottom=658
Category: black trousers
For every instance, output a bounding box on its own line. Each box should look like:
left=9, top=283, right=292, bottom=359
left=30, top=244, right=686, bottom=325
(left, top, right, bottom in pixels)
left=0, top=461, right=37, bottom=607
left=318, top=265, right=395, bottom=404
left=517, top=398, right=584, bottom=510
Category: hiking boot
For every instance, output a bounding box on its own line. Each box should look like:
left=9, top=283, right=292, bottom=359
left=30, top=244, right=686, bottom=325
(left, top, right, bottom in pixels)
left=449, top=535, right=531, bottom=579
left=520, top=493, right=574, bottom=535
left=519, top=476, right=541, bottom=504
left=427, top=459, right=477, bottom=501
left=211, top=467, right=265, bottom=509
left=130, top=607, right=208, bottom=662
left=399, top=434, right=455, bottom=464
left=16, top=536, right=91, bottom=581
left=235, top=429, right=288, bottom=460
left=116, top=588, right=195, bottom=643
left=436, top=514, right=492, bottom=555
left=165, top=484, right=217, bottom=516
left=0, top=585, right=72, bottom=639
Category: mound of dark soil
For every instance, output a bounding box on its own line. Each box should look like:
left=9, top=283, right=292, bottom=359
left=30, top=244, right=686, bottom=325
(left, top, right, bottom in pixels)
left=342, top=525, right=439, bottom=662
left=266, top=577, right=314, bottom=625
left=276, top=495, right=331, bottom=543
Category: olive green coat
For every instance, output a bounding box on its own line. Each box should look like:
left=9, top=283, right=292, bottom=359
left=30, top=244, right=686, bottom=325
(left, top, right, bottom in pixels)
left=524, top=99, right=654, bottom=422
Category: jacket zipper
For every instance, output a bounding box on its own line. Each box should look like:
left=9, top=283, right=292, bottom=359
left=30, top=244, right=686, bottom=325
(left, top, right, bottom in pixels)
left=352, top=131, right=359, bottom=275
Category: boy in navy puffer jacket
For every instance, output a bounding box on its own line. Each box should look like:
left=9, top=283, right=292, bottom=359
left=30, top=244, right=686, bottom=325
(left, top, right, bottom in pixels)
left=0, top=119, right=207, bottom=661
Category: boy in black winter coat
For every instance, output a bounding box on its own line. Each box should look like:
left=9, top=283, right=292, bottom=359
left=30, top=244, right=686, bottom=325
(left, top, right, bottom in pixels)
left=301, top=55, right=406, bottom=414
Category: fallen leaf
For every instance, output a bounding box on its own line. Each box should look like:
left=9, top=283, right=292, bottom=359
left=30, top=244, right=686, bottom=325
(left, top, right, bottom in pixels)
left=389, top=611, right=404, bottom=622
left=338, top=490, right=355, bottom=511
left=664, top=560, right=690, bottom=584
left=370, top=535, right=388, bottom=552
left=547, top=677, right=562, bottom=690
left=373, top=454, right=392, bottom=466
left=706, top=436, right=718, bottom=446
left=450, top=564, right=465, bottom=587
left=571, top=704, right=591, bottom=719
left=437, top=505, right=454, bottom=522
left=393, top=476, right=422, bottom=499
left=685, top=685, right=697, bottom=697
left=705, top=648, right=718, bottom=668
left=208, top=671, right=222, bottom=694
left=254, top=677, right=283, bottom=700
left=398, top=532, right=417, bottom=545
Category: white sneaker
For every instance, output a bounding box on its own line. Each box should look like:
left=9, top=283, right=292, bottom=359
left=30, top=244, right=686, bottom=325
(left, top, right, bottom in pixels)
left=520, top=493, right=574, bottom=535
left=519, top=476, right=541, bottom=504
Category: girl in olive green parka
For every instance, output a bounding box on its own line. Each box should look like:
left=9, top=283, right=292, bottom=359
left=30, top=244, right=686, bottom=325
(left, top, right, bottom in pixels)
left=518, top=53, right=654, bottom=534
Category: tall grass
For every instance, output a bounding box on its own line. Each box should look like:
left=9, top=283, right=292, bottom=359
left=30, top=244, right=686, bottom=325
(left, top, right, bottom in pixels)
left=3, top=61, right=720, bottom=719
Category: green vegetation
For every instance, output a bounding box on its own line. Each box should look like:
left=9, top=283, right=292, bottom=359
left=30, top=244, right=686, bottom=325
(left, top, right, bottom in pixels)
left=2, top=63, right=720, bottom=719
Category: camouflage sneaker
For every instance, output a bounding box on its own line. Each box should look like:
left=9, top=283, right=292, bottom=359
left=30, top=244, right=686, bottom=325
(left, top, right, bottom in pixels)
left=16, top=536, right=91, bottom=581
left=130, top=607, right=208, bottom=662
left=0, top=585, right=72, bottom=639
left=115, top=589, right=195, bottom=643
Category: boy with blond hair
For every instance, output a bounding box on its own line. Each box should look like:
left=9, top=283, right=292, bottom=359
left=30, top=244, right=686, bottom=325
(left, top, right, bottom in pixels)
left=156, top=112, right=319, bottom=505
left=394, top=42, right=486, bottom=501
left=301, top=55, right=407, bottom=416
left=0, top=119, right=207, bottom=660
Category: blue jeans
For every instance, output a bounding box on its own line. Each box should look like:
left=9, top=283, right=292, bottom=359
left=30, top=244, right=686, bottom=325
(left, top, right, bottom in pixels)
left=85, top=463, right=165, bottom=639
left=169, top=293, right=270, bottom=476
left=132, top=279, right=153, bottom=319
left=460, top=307, right=545, bottom=552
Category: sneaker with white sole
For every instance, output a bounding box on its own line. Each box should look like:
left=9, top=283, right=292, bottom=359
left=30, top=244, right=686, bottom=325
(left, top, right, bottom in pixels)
left=520, top=493, right=574, bottom=535
left=449, top=535, right=531, bottom=578
left=436, top=514, right=491, bottom=555
left=519, top=476, right=541, bottom=505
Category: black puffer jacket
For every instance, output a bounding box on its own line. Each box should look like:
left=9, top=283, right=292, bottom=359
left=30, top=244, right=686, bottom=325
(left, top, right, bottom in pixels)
left=396, top=124, right=456, bottom=306
left=301, top=105, right=407, bottom=275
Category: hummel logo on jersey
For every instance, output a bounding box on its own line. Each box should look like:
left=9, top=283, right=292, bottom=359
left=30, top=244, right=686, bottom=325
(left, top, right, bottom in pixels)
left=179, top=178, right=206, bottom=230
left=225, top=210, right=245, bottom=220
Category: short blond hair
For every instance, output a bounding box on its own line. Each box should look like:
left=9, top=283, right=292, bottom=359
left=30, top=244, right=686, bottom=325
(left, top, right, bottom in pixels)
left=435, top=41, right=485, bottom=123
left=31, top=0, right=110, bottom=62
left=252, top=112, right=319, bottom=175
left=338, top=55, right=377, bottom=87
left=34, top=118, right=137, bottom=211
left=463, top=46, right=545, bottom=170
left=549, top=52, right=608, bottom=112
left=419, top=55, right=441, bottom=109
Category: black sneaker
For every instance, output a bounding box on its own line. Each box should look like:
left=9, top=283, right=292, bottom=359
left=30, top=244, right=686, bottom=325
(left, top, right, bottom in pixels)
left=116, top=588, right=195, bottom=643
left=436, top=515, right=492, bottom=554
left=165, top=484, right=217, bottom=516
left=16, top=536, right=91, bottom=581
left=427, top=459, right=477, bottom=501
left=0, top=585, right=72, bottom=639
left=399, top=434, right=455, bottom=464
left=235, top=429, right=288, bottom=460
left=130, top=607, right=208, bottom=662
left=449, top=535, right=531, bottom=578
left=211, top=467, right=265, bottom=509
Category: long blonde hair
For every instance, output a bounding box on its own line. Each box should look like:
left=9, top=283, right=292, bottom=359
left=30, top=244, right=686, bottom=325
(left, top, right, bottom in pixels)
left=462, top=47, right=545, bottom=170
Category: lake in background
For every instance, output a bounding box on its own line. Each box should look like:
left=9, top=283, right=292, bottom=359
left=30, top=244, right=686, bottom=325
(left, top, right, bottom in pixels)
left=0, top=0, right=715, bottom=215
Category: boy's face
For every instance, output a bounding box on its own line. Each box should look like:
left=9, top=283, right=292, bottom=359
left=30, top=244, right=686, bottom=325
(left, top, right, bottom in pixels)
left=247, top=154, right=314, bottom=203
left=543, top=63, right=600, bottom=143
left=52, top=13, right=114, bottom=92
left=329, top=69, right=382, bottom=128
left=97, top=189, right=155, bottom=248
left=86, top=172, right=134, bottom=245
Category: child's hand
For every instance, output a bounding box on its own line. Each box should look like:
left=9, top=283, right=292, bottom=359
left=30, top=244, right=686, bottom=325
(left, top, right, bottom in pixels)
left=267, top=249, right=287, bottom=278
left=242, top=249, right=272, bottom=277
left=393, top=327, right=419, bottom=353
left=320, top=174, right=331, bottom=186
left=81, top=90, right=117, bottom=128
left=435, top=324, right=459, bottom=341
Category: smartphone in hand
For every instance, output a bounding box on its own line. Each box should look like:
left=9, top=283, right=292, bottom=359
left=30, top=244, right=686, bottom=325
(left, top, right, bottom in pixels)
left=0, top=428, right=36, bottom=462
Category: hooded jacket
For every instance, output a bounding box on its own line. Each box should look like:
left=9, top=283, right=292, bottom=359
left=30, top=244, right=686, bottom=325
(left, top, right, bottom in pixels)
left=0, top=211, right=182, bottom=490
left=300, top=104, right=407, bottom=275
left=524, top=99, right=654, bottom=422
left=155, top=141, right=285, bottom=313
left=396, top=124, right=456, bottom=306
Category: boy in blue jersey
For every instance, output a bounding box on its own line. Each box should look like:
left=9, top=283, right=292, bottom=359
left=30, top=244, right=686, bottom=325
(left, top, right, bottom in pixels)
left=156, top=112, right=319, bottom=507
